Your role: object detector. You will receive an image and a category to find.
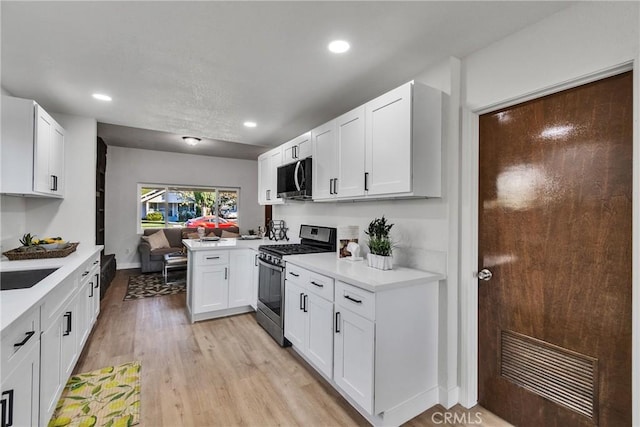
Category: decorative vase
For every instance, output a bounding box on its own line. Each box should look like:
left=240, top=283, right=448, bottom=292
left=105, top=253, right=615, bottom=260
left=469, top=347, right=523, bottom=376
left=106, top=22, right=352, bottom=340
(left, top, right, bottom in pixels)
left=367, top=253, right=393, bottom=270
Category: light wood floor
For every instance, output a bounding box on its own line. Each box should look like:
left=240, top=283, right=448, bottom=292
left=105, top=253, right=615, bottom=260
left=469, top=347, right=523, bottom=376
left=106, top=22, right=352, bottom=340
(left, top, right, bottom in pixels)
left=75, top=269, right=511, bottom=426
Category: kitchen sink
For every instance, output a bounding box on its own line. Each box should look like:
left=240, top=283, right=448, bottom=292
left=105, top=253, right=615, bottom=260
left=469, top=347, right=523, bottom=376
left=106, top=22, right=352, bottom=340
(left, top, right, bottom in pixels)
left=0, top=268, right=59, bottom=291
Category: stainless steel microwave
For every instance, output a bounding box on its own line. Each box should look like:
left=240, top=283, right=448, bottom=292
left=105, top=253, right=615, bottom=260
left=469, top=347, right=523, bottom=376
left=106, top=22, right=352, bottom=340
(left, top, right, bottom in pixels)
left=277, top=157, right=312, bottom=200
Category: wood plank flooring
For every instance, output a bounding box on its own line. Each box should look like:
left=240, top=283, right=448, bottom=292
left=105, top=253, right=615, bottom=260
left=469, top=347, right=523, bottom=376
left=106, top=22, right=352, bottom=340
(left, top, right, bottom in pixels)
left=75, top=269, right=510, bottom=426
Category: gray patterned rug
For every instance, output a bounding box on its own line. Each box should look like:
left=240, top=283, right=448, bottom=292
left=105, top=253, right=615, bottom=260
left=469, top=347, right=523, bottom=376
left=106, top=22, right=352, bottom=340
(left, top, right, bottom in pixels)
left=124, top=272, right=186, bottom=300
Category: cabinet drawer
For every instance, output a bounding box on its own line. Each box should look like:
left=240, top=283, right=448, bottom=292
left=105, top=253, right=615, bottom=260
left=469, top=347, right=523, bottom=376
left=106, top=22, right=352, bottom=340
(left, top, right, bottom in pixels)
left=195, top=250, right=229, bottom=266
left=41, top=274, right=77, bottom=324
left=285, top=264, right=308, bottom=285
left=306, top=271, right=334, bottom=301
left=335, top=281, right=375, bottom=321
left=1, top=305, right=40, bottom=375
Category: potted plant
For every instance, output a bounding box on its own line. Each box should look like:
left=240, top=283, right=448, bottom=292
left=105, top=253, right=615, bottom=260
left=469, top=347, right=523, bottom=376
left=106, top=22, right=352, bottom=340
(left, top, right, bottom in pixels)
left=365, top=216, right=394, bottom=270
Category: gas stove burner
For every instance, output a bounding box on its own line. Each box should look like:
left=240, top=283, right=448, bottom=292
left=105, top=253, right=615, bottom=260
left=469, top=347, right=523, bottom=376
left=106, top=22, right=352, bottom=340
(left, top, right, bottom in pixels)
left=259, top=243, right=332, bottom=257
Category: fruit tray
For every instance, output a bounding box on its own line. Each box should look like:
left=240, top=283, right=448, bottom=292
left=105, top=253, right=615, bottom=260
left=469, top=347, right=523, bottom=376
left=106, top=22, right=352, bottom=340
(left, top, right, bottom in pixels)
left=2, top=242, right=79, bottom=261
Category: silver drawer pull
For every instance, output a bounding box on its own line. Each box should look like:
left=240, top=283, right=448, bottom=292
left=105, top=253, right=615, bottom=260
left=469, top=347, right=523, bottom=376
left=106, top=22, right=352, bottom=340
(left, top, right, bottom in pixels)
left=14, top=331, right=35, bottom=348
left=93, top=260, right=99, bottom=265
left=82, top=271, right=90, bottom=276
left=344, top=295, right=362, bottom=304
left=289, top=272, right=300, bottom=277
left=206, top=256, right=220, bottom=260
left=310, top=281, right=323, bottom=288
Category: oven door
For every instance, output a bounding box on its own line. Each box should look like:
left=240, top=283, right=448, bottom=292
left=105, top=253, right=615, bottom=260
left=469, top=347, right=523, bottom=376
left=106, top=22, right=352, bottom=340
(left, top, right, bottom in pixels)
left=257, top=257, right=285, bottom=326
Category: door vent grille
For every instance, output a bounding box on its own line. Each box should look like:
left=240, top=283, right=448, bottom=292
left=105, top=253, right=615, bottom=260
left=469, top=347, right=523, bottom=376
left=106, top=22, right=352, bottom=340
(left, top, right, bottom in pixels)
left=500, top=330, right=598, bottom=423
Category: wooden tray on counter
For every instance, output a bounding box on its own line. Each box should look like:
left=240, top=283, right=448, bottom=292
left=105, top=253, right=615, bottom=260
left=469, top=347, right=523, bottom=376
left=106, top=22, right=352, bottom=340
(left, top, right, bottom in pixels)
left=2, top=242, right=79, bottom=261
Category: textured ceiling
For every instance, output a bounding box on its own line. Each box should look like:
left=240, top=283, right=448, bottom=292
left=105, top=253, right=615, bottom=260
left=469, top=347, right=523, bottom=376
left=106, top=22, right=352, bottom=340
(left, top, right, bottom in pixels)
left=2, top=1, right=572, bottom=159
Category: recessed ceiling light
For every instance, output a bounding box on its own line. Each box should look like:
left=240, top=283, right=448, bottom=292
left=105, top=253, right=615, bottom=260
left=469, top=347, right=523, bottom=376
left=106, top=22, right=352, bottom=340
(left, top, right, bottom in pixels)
left=92, top=93, right=112, bottom=101
left=182, top=136, right=201, bottom=146
left=328, top=40, right=350, bottom=54
left=244, top=121, right=257, bottom=128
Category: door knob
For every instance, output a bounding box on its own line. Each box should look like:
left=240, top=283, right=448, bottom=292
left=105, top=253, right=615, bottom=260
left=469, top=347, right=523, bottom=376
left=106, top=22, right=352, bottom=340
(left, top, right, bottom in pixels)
left=476, top=268, right=493, bottom=281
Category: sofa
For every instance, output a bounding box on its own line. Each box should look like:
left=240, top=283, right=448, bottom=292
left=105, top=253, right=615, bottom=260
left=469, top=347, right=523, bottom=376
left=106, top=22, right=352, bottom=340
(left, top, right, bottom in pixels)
left=138, top=227, right=239, bottom=273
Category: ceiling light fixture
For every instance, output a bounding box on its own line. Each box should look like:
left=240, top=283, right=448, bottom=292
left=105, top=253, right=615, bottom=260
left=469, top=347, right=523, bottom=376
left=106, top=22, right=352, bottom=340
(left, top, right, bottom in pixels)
left=92, top=93, right=112, bottom=101
left=182, top=136, right=201, bottom=146
left=244, top=121, right=257, bottom=128
left=328, top=40, right=350, bottom=54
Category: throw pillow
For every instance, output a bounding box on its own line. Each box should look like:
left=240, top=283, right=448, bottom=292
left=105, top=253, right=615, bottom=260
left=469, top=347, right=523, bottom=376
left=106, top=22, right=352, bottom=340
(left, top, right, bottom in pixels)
left=221, top=230, right=240, bottom=239
left=144, top=230, right=171, bottom=250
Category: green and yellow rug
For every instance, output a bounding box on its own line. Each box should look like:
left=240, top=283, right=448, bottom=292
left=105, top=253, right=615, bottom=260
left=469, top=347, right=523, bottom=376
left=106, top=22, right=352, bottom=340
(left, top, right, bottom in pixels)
left=49, top=361, right=141, bottom=427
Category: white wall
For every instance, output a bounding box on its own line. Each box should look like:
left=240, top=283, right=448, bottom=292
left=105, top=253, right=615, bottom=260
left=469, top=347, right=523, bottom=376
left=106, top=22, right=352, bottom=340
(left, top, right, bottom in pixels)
left=458, top=0, right=639, bottom=413
left=106, top=146, right=261, bottom=268
left=0, top=111, right=96, bottom=252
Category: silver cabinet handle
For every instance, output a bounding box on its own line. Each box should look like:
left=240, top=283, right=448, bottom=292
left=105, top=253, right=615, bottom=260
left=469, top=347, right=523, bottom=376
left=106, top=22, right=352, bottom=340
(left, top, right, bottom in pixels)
left=206, top=256, right=220, bottom=260
left=224, top=267, right=228, bottom=280
left=476, top=268, right=493, bottom=281
left=310, top=281, right=323, bottom=288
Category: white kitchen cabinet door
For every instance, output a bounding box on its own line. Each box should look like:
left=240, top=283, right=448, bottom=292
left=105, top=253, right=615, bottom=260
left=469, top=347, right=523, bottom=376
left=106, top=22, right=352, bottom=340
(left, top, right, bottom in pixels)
left=284, top=281, right=305, bottom=349
left=269, top=149, right=283, bottom=204
left=334, top=308, right=375, bottom=413
left=91, top=270, right=101, bottom=324
left=1, top=338, right=40, bottom=427
left=365, top=82, right=412, bottom=196
left=77, top=279, right=92, bottom=349
left=257, top=147, right=283, bottom=205
left=337, top=107, right=366, bottom=199
left=33, top=104, right=65, bottom=196
left=40, top=316, right=66, bottom=423
left=49, top=122, right=65, bottom=196
left=193, top=264, right=229, bottom=313
left=250, top=250, right=259, bottom=310
left=228, top=250, right=254, bottom=308
left=258, top=153, right=270, bottom=205
left=60, top=294, right=80, bottom=381
left=41, top=301, right=80, bottom=422
left=311, top=120, right=337, bottom=201
left=282, top=131, right=312, bottom=165
left=305, top=293, right=334, bottom=379
left=34, top=105, right=54, bottom=194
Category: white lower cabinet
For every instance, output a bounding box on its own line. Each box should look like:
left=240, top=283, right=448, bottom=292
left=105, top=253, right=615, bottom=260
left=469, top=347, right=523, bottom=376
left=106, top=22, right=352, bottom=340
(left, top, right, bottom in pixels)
left=187, top=249, right=257, bottom=322
left=0, top=251, right=101, bottom=427
left=0, top=306, right=40, bottom=427
left=250, top=250, right=259, bottom=310
left=284, top=266, right=335, bottom=379
left=41, top=291, right=80, bottom=424
left=228, top=250, right=254, bottom=308
left=284, top=260, right=441, bottom=426
left=333, top=307, right=375, bottom=413
left=193, top=264, right=229, bottom=313
left=0, top=337, right=40, bottom=427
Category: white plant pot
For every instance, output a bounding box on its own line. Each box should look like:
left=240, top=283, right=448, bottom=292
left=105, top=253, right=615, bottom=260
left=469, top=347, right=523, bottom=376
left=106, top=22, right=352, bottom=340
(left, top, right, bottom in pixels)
left=367, top=253, right=393, bottom=270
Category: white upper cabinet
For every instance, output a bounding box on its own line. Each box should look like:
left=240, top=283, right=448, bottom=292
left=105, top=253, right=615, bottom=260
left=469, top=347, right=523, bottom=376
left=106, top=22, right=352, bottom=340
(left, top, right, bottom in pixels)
left=311, top=81, right=442, bottom=202
left=1, top=96, right=65, bottom=198
left=260, top=80, right=443, bottom=205
left=282, top=131, right=312, bottom=165
left=336, top=106, right=366, bottom=199
left=311, top=120, right=337, bottom=201
left=258, top=146, right=284, bottom=205
left=365, top=83, right=412, bottom=195
left=364, top=81, right=442, bottom=198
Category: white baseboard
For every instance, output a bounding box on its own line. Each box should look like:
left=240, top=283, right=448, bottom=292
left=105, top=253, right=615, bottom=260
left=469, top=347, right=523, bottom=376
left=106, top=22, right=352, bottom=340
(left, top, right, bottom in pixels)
left=117, top=262, right=141, bottom=270
left=439, top=386, right=460, bottom=409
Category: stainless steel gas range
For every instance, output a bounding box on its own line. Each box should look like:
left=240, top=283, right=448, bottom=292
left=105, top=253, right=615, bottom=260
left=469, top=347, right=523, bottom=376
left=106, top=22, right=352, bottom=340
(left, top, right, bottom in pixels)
left=256, top=225, right=336, bottom=346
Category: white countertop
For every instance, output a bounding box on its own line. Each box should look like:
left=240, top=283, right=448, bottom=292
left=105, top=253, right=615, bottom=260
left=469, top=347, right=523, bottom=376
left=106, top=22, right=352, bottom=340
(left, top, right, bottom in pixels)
left=1, top=245, right=103, bottom=332
left=284, top=252, right=445, bottom=292
left=182, top=237, right=295, bottom=251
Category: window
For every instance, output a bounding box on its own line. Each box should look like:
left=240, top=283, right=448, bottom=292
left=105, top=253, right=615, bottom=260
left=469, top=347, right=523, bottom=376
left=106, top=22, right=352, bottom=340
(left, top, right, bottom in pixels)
left=139, top=185, right=239, bottom=232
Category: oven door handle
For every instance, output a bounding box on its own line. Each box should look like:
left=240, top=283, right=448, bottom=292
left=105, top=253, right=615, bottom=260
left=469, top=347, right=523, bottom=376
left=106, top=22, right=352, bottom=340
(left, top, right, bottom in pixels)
left=257, top=257, right=284, bottom=271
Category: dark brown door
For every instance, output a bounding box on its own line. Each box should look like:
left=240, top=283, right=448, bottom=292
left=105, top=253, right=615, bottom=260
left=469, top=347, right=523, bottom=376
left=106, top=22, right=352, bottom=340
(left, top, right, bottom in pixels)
left=478, top=71, right=632, bottom=426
